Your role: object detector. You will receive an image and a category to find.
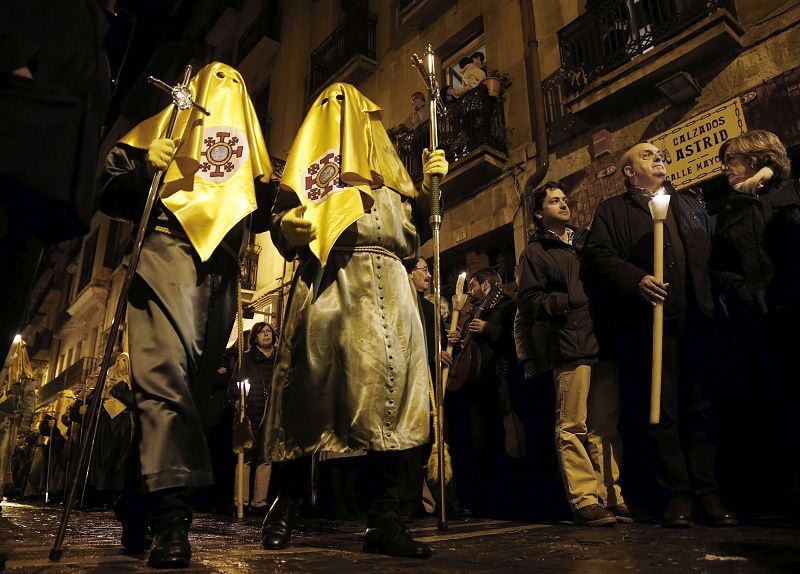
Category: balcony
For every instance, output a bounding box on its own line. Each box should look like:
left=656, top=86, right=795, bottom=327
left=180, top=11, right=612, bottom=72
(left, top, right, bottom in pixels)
left=308, top=12, right=377, bottom=99
left=557, top=0, right=743, bottom=117
left=38, top=356, right=97, bottom=405
left=395, top=85, right=507, bottom=206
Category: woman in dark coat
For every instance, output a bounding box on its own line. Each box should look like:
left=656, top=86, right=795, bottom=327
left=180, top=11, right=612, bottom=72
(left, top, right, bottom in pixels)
left=710, top=129, right=800, bottom=516
left=228, top=322, right=277, bottom=513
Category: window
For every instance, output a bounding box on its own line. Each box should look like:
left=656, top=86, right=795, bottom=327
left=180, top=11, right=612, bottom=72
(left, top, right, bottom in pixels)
left=442, top=38, right=486, bottom=93
left=77, top=230, right=99, bottom=293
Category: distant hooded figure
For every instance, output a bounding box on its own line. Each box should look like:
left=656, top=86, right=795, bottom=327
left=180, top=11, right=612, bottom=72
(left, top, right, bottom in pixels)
left=100, top=61, right=276, bottom=568
left=260, top=83, right=448, bottom=558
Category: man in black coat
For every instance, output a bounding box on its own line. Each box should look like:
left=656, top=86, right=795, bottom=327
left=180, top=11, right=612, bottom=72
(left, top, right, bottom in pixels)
left=516, top=182, right=627, bottom=527
left=447, top=268, right=523, bottom=517
left=582, top=142, right=736, bottom=528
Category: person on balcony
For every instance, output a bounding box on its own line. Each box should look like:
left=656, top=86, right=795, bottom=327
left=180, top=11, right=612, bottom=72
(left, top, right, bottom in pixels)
left=448, top=57, right=486, bottom=99
left=409, top=91, right=430, bottom=130
left=470, top=51, right=487, bottom=74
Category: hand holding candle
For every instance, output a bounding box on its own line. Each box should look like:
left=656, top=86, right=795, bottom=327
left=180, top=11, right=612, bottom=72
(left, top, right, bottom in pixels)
left=442, top=272, right=468, bottom=390
left=648, top=192, right=670, bottom=425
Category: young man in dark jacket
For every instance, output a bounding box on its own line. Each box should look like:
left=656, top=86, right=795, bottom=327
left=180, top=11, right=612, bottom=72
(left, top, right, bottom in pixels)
left=582, top=142, right=736, bottom=529
left=516, top=182, right=627, bottom=527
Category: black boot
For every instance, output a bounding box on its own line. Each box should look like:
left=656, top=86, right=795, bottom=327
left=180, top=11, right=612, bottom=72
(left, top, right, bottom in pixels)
left=146, top=516, right=191, bottom=568
left=115, top=489, right=152, bottom=553
left=261, top=496, right=298, bottom=550
left=363, top=516, right=432, bottom=558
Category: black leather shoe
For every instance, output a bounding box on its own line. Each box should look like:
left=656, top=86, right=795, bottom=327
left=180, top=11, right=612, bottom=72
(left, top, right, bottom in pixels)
left=363, top=517, right=432, bottom=558
left=662, top=496, right=693, bottom=529
left=146, top=517, right=191, bottom=568
left=697, top=494, right=738, bottom=527
left=121, top=518, right=152, bottom=553
left=261, top=497, right=297, bottom=550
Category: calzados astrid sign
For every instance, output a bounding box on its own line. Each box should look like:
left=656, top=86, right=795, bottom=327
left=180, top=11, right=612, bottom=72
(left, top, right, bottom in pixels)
left=649, top=97, right=747, bottom=189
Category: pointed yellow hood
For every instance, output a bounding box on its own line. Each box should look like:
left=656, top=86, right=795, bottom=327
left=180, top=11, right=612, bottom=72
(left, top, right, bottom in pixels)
left=120, top=62, right=273, bottom=261
left=281, top=83, right=415, bottom=266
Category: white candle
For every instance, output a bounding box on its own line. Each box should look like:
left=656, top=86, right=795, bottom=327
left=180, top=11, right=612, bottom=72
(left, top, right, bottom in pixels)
left=455, top=272, right=466, bottom=295
left=648, top=192, right=670, bottom=425
left=648, top=192, right=670, bottom=221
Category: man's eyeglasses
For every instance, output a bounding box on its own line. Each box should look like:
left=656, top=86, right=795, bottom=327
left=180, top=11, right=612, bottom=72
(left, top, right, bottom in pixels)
left=414, top=266, right=430, bottom=273
left=640, top=150, right=665, bottom=162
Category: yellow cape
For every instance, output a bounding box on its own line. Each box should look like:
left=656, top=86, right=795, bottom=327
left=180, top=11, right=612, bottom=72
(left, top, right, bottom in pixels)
left=281, top=83, right=416, bottom=266
left=120, top=62, right=273, bottom=261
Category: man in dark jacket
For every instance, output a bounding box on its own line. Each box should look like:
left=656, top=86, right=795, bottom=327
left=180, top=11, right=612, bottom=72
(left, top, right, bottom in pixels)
left=447, top=269, right=523, bottom=516
left=582, top=142, right=736, bottom=528
left=517, top=182, right=627, bottom=527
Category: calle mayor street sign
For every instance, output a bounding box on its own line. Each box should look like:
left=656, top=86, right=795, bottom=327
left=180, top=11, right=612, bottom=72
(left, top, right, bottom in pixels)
left=649, top=97, right=747, bottom=189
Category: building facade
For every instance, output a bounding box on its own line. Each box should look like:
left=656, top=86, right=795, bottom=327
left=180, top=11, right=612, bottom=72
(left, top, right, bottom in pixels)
left=5, top=0, right=799, bottom=420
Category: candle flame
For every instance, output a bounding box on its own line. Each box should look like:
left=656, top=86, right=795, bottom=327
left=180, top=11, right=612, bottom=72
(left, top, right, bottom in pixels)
left=455, top=272, right=466, bottom=294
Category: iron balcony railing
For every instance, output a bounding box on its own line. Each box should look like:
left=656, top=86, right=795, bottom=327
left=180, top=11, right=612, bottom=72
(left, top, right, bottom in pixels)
left=395, top=84, right=507, bottom=182
left=309, top=12, right=377, bottom=96
left=541, top=68, right=589, bottom=147
left=558, top=0, right=737, bottom=91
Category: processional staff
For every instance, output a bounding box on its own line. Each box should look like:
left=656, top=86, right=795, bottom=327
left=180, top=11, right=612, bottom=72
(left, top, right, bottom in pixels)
left=50, top=65, right=210, bottom=562
left=411, top=44, right=448, bottom=531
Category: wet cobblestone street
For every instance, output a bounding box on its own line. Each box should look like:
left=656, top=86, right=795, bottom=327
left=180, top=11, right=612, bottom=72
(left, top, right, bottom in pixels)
left=1, top=501, right=799, bottom=572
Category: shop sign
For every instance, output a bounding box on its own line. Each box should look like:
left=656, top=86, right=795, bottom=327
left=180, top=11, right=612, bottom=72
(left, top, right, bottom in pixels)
left=649, top=97, right=747, bottom=189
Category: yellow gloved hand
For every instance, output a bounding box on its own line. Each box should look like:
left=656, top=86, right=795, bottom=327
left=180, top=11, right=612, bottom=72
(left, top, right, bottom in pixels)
left=422, top=148, right=449, bottom=193
left=280, top=204, right=317, bottom=246
left=79, top=405, right=88, bottom=415
left=146, top=138, right=178, bottom=172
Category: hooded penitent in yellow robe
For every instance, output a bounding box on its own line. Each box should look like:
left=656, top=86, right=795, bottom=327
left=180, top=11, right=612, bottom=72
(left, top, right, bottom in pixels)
left=102, top=353, right=131, bottom=420
left=119, top=62, right=273, bottom=261
left=280, top=83, right=416, bottom=266
left=262, top=84, right=431, bottom=461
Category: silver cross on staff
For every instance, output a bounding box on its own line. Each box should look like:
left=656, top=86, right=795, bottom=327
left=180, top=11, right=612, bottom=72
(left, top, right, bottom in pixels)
left=148, top=65, right=211, bottom=115
left=411, top=45, right=446, bottom=116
